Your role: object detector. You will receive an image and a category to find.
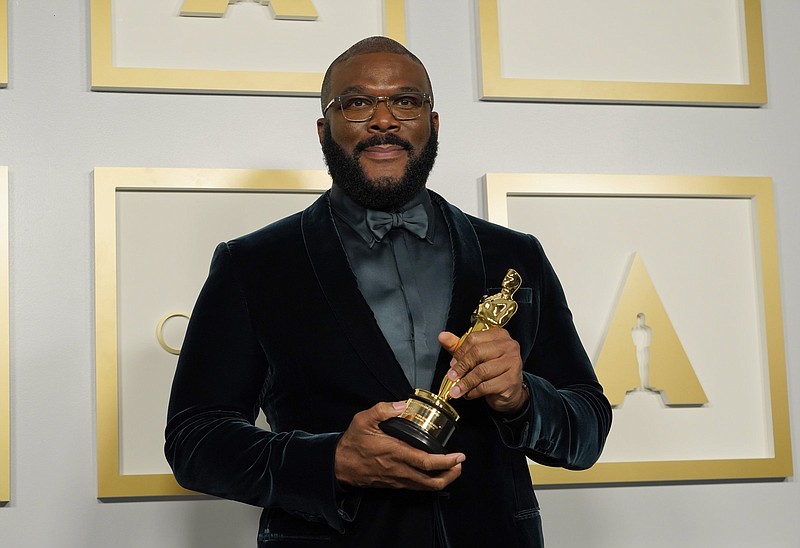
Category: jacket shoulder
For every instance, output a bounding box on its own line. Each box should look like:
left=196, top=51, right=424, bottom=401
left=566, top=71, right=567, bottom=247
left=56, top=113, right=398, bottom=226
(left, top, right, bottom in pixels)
left=462, top=210, right=545, bottom=260
left=431, top=190, right=537, bottom=244
left=225, top=190, right=332, bottom=258
left=227, top=210, right=304, bottom=255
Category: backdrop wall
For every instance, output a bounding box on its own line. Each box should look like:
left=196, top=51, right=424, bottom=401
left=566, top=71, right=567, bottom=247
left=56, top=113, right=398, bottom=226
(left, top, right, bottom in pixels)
left=0, top=1, right=797, bottom=547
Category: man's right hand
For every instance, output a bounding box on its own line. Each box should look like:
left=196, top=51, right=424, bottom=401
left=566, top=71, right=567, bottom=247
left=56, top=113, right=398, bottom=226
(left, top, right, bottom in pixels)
left=334, top=401, right=465, bottom=491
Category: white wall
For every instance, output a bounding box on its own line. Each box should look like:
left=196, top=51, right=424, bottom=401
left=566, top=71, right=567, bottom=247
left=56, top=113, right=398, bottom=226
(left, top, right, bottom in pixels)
left=0, top=1, right=798, bottom=547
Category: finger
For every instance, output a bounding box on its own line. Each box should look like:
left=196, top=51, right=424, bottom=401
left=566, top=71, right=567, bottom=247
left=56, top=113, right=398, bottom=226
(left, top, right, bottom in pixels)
left=450, top=328, right=505, bottom=364
left=437, top=331, right=461, bottom=354
left=390, top=437, right=466, bottom=468
left=453, top=330, right=519, bottom=370
left=411, top=463, right=463, bottom=491
left=449, top=362, right=490, bottom=399
left=393, top=462, right=463, bottom=492
left=398, top=454, right=465, bottom=491
left=446, top=337, right=493, bottom=383
left=410, top=451, right=466, bottom=472
left=457, top=372, right=508, bottom=401
left=450, top=353, right=518, bottom=400
left=367, top=401, right=408, bottom=422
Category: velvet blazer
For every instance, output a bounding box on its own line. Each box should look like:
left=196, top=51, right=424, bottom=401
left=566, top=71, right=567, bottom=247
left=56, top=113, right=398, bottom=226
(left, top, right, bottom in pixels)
left=165, top=190, right=612, bottom=548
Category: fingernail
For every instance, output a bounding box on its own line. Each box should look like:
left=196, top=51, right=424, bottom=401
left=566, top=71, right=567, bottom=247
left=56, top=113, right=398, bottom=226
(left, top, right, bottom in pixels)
left=447, top=369, right=459, bottom=380
left=450, top=385, right=461, bottom=398
left=449, top=358, right=457, bottom=367
left=392, top=401, right=407, bottom=410
left=456, top=454, right=466, bottom=463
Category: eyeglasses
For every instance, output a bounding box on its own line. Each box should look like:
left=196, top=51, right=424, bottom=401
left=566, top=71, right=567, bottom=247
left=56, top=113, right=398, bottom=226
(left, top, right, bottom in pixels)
left=323, top=92, right=433, bottom=122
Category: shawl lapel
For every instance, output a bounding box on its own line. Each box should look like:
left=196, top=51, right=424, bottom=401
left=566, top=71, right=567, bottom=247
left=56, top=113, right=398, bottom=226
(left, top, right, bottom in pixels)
left=428, top=191, right=487, bottom=391
left=300, top=190, right=488, bottom=399
left=301, top=192, right=412, bottom=399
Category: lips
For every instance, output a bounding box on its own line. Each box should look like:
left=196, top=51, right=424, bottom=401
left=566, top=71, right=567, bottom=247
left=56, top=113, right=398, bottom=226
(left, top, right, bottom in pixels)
left=356, top=135, right=411, bottom=154
left=361, top=144, right=407, bottom=159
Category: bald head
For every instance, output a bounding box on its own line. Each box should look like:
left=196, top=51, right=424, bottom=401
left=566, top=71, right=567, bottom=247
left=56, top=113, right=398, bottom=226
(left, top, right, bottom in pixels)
left=320, top=36, right=433, bottom=112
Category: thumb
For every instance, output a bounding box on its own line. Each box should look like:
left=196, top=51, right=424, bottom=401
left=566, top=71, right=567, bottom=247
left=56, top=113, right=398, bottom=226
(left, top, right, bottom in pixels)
left=438, top=331, right=461, bottom=354
left=371, top=400, right=408, bottom=422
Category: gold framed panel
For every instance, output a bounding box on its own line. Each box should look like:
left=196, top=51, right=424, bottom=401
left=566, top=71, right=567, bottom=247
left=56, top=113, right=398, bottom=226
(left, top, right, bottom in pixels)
left=1, top=0, right=7, bottom=87
left=478, top=0, right=767, bottom=105
left=0, top=168, right=8, bottom=501
left=486, top=173, right=792, bottom=485
left=94, top=167, right=330, bottom=498
left=90, top=0, right=406, bottom=95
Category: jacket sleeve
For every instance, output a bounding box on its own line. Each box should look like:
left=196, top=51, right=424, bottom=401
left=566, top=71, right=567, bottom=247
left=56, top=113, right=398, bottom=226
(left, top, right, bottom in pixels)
left=493, top=236, right=612, bottom=470
left=164, top=242, right=353, bottom=532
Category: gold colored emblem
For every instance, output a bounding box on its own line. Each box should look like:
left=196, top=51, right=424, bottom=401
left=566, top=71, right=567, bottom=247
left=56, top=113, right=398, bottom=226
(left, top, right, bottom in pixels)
left=595, top=253, right=708, bottom=407
left=180, top=0, right=318, bottom=21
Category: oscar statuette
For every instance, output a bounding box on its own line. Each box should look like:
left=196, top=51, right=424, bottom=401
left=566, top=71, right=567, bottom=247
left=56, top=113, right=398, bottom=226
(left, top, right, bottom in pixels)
left=379, top=269, right=522, bottom=453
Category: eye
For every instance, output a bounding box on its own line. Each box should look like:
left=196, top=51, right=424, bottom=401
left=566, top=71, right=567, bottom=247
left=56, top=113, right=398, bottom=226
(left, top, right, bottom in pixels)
left=340, top=95, right=374, bottom=111
left=391, top=94, right=424, bottom=109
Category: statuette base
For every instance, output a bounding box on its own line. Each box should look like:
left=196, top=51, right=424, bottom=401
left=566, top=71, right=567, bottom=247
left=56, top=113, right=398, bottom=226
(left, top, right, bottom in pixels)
left=379, top=389, right=459, bottom=454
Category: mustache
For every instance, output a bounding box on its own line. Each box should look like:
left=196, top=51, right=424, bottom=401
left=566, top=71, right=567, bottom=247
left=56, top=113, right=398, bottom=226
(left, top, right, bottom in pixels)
left=354, top=134, right=412, bottom=155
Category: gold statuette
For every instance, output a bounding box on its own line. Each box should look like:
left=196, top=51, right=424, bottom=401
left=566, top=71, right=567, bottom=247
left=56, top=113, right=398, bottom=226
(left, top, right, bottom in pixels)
left=379, top=269, right=522, bottom=453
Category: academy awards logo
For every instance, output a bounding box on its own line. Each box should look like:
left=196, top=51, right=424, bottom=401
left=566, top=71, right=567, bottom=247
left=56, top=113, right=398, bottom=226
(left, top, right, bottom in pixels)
left=595, top=253, right=708, bottom=407
left=180, top=0, right=318, bottom=20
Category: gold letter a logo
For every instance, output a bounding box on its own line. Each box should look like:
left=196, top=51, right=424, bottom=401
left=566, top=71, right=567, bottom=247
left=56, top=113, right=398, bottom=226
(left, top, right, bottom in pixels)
left=595, top=253, right=708, bottom=407
left=180, top=0, right=318, bottom=21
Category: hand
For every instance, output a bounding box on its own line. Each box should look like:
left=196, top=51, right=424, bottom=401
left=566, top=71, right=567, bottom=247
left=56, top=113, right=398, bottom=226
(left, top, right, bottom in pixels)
left=438, top=329, right=529, bottom=414
left=334, top=402, right=465, bottom=490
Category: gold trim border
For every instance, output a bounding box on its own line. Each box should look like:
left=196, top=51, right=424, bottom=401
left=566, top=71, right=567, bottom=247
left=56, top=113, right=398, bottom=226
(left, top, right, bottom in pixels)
left=93, top=167, right=331, bottom=498
left=485, top=173, right=793, bottom=485
left=0, top=168, right=8, bottom=501
left=478, top=0, right=767, bottom=105
left=90, top=0, right=406, bottom=95
left=1, top=0, right=8, bottom=87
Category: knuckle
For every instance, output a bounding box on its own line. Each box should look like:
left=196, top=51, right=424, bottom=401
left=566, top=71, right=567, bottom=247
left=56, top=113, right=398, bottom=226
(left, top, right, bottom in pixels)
left=419, top=456, right=437, bottom=472
left=474, top=361, right=491, bottom=377
left=453, top=360, right=470, bottom=375
left=457, top=376, right=475, bottom=392
left=467, top=383, right=485, bottom=398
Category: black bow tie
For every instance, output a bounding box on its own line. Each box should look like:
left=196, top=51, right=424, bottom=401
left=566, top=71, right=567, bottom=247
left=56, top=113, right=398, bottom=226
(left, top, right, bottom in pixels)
left=365, top=203, right=429, bottom=240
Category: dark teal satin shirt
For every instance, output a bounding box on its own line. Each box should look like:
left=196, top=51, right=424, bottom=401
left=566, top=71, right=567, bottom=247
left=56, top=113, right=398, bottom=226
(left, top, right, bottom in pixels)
left=329, top=185, right=453, bottom=392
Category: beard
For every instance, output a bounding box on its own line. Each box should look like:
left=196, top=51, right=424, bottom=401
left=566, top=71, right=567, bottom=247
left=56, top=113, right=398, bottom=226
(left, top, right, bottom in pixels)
left=321, top=122, right=438, bottom=212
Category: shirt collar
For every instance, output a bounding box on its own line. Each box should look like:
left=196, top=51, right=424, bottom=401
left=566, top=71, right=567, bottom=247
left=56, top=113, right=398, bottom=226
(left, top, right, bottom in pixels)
left=330, top=184, right=436, bottom=247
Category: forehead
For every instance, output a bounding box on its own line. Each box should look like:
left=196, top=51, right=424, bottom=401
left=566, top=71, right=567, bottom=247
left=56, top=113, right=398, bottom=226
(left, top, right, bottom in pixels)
left=328, top=52, right=429, bottom=95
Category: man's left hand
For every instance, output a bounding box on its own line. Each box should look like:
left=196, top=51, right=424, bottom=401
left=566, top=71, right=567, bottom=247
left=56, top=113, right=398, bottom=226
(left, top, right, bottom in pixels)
left=438, top=329, right=528, bottom=414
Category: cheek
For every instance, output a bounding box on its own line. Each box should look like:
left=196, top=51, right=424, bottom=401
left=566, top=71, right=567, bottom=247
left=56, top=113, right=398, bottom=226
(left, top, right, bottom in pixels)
left=330, top=126, right=362, bottom=154
left=410, top=132, right=432, bottom=154
left=409, top=121, right=434, bottom=145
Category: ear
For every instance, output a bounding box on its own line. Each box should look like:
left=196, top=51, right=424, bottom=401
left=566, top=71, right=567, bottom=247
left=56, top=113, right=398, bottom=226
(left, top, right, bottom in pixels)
left=431, top=111, right=440, bottom=134
left=316, top=118, right=326, bottom=145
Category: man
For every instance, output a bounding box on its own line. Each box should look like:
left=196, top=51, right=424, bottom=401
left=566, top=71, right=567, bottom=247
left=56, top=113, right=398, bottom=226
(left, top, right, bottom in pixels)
left=165, top=37, right=611, bottom=547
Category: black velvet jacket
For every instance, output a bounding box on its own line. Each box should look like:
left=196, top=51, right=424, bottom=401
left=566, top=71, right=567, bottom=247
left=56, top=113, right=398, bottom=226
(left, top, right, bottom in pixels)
left=165, top=191, right=611, bottom=548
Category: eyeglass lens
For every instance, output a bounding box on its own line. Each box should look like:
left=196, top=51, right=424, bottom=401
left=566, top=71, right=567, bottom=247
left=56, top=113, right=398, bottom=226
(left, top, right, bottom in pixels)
left=338, top=93, right=428, bottom=122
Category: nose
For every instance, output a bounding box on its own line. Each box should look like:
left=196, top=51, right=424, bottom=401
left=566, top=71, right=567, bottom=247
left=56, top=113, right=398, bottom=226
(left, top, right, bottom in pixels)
left=368, top=99, right=400, bottom=132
